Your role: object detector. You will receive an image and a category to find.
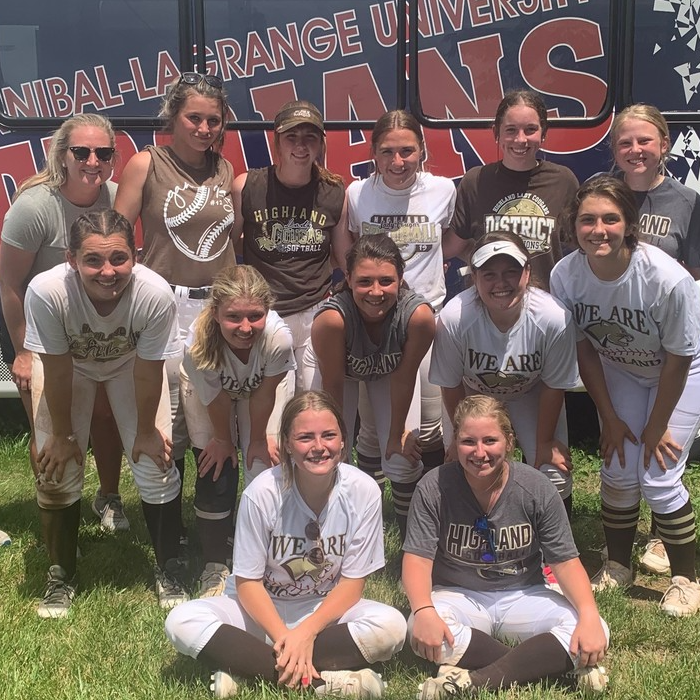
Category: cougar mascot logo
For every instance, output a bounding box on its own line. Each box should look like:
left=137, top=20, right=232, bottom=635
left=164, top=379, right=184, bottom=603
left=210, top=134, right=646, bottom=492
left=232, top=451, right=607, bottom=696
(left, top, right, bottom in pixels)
left=584, top=320, right=633, bottom=348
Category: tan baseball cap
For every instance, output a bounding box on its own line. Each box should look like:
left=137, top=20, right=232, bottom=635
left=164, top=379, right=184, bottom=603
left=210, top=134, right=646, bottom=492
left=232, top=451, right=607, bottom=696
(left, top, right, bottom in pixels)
left=274, top=100, right=325, bottom=134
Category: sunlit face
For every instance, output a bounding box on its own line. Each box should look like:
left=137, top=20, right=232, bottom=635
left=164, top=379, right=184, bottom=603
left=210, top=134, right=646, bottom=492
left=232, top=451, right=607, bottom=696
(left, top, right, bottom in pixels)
left=495, top=104, right=544, bottom=171
left=68, top=233, right=134, bottom=310
left=373, top=128, right=423, bottom=190
left=457, top=415, right=510, bottom=484
left=575, top=195, right=631, bottom=265
left=214, top=297, right=267, bottom=354
left=276, top=125, right=324, bottom=174
left=287, top=409, right=343, bottom=478
left=347, top=258, right=401, bottom=324
left=172, top=94, right=224, bottom=152
left=613, top=117, right=668, bottom=181
left=472, top=255, right=529, bottom=318
left=63, top=125, right=114, bottom=190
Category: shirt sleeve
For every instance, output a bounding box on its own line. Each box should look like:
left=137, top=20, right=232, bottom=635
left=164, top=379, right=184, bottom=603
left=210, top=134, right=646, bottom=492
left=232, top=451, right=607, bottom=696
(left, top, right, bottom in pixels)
left=182, top=351, right=224, bottom=406
left=135, top=291, right=181, bottom=361
left=402, top=475, right=441, bottom=560
left=450, top=172, right=473, bottom=240
left=653, top=277, right=700, bottom=356
left=540, top=306, right=579, bottom=390
left=683, top=191, right=700, bottom=270
left=1, top=191, right=50, bottom=252
left=346, top=181, right=361, bottom=235
left=232, top=490, right=273, bottom=580
left=23, top=284, right=70, bottom=355
left=429, top=308, right=466, bottom=388
left=263, top=319, right=297, bottom=377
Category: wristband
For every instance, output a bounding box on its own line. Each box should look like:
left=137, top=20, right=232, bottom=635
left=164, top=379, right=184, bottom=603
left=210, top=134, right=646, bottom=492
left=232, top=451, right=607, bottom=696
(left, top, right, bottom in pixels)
left=412, top=604, right=435, bottom=615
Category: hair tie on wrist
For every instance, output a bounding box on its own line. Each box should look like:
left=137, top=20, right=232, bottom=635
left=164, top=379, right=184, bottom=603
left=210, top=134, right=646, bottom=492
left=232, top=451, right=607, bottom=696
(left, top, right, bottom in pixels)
left=413, top=604, right=435, bottom=615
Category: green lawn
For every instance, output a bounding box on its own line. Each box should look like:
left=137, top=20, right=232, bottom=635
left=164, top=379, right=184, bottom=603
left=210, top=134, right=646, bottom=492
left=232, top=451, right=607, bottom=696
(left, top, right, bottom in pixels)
left=2, top=416, right=700, bottom=699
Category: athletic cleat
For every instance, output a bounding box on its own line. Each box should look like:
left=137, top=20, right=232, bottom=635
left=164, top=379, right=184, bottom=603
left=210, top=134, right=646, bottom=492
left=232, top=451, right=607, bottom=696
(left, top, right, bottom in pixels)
left=155, top=558, right=189, bottom=609
left=92, top=489, right=130, bottom=532
left=37, top=565, right=75, bottom=619
left=572, top=665, right=609, bottom=694
left=591, top=560, right=633, bottom=592
left=417, top=666, right=472, bottom=699
left=316, top=668, right=386, bottom=698
left=0, top=529, right=11, bottom=546
left=199, top=562, right=230, bottom=598
left=210, top=670, right=240, bottom=698
left=660, top=576, right=700, bottom=617
left=639, top=538, right=670, bottom=575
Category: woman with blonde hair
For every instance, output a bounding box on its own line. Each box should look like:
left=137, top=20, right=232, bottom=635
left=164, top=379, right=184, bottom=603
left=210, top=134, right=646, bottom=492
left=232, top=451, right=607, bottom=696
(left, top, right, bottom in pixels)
left=166, top=390, right=406, bottom=699
left=0, top=113, right=127, bottom=532
left=181, top=264, right=295, bottom=597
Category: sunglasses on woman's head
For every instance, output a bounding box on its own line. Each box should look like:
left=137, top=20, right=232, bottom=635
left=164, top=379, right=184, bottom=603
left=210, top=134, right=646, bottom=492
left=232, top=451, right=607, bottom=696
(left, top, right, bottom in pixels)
left=69, top=146, right=115, bottom=162
left=178, top=71, right=223, bottom=90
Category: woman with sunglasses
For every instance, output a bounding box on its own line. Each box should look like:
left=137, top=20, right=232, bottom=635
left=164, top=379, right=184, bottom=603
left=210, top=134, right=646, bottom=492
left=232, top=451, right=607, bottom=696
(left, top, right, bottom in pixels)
left=232, top=99, right=351, bottom=391
left=0, top=114, right=128, bottom=532
left=115, top=71, right=237, bottom=534
left=165, top=390, right=406, bottom=699
left=403, top=395, right=609, bottom=699
left=25, top=209, right=186, bottom=616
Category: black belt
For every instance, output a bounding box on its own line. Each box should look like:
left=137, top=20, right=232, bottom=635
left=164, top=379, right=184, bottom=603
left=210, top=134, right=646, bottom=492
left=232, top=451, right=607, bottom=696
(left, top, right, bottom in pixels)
left=170, top=285, right=212, bottom=300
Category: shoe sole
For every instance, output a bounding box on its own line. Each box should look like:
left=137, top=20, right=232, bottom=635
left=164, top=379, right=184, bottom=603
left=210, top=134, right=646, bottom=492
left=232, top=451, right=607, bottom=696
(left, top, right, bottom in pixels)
left=37, top=606, right=69, bottom=619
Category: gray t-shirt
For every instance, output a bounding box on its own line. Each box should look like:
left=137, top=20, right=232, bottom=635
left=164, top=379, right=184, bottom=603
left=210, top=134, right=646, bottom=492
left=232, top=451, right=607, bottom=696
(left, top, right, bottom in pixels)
left=403, top=461, right=578, bottom=591
left=1, top=182, right=117, bottom=282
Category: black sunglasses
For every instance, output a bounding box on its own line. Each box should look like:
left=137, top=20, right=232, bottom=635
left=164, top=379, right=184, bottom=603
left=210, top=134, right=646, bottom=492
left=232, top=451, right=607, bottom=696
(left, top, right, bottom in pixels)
left=474, top=515, right=497, bottom=563
left=305, top=520, right=324, bottom=565
left=69, top=146, right=115, bottom=163
left=179, top=71, right=223, bottom=90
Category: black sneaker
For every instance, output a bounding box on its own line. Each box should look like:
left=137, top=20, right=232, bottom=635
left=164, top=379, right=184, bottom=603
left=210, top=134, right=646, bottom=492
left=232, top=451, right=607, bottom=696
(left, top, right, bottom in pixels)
left=37, top=565, right=75, bottom=619
left=155, top=558, right=189, bottom=610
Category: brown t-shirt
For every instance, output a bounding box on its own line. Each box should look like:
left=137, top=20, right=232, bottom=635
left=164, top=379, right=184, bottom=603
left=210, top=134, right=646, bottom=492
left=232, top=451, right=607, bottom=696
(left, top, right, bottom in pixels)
left=451, top=160, right=578, bottom=288
left=241, top=166, right=345, bottom=316
left=140, top=145, right=235, bottom=288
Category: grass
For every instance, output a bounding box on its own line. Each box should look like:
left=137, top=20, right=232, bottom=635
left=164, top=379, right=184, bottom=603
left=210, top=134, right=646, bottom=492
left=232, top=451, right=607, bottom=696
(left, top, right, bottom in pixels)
left=2, top=423, right=700, bottom=699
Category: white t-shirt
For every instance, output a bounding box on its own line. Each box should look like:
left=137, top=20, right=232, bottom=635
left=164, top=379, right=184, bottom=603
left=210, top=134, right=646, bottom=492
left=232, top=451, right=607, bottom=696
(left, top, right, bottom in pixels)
left=183, top=310, right=296, bottom=405
left=430, top=286, right=577, bottom=396
left=347, top=172, right=456, bottom=307
left=24, top=262, right=181, bottom=380
left=550, top=244, right=700, bottom=384
left=229, top=463, right=385, bottom=600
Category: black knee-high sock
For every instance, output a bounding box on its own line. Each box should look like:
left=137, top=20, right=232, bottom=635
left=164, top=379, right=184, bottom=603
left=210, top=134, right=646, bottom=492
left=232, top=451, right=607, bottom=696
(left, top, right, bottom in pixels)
left=312, top=623, right=368, bottom=671
left=469, top=632, right=573, bottom=690
left=198, top=624, right=277, bottom=682
left=455, top=629, right=511, bottom=670
left=356, top=450, right=385, bottom=486
left=198, top=516, right=233, bottom=565
left=391, top=478, right=420, bottom=541
left=141, top=498, right=182, bottom=567
left=174, top=457, right=187, bottom=537
left=40, top=500, right=81, bottom=579
left=650, top=512, right=659, bottom=539
left=601, top=500, right=639, bottom=567
left=563, top=494, right=572, bottom=521
left=655, top=501, right=697, bottom=580
left=421, top=446, right=445, bottom=475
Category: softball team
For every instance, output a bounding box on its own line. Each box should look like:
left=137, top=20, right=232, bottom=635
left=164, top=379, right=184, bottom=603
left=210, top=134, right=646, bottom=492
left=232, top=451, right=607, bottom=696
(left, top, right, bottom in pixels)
left=181, top=264, right=295, bottom=597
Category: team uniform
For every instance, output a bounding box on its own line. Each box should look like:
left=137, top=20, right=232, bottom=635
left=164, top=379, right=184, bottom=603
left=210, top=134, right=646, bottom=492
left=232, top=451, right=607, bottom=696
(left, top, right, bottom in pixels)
left=550, top=244, right=700, bottom=512
left=24, top=262, right=181, bottom=507
left=0, top=181, right=116, bottom=363
left=430, top=286, right=577, bottom=497
left=240, top=166, right=345, bottom=377
left=181, top=309, right=296, bottom=513
left=165, top=463, right=406, bottom=664
left=139, top=145, right=236, bottom=458
left=347, top=171, right=455, bottom=468
left=451, top=161, right=578, bottom=288
left=303, top=288, right=430, bottom=485
left=625, top=175, right=700, bottom=268
left=403, top=461, right=609, bottom=664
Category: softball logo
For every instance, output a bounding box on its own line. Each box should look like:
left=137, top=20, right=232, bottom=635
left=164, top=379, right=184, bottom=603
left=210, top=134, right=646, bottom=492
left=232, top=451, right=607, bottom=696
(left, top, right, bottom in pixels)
left=162, top=183, right=234, bottom=261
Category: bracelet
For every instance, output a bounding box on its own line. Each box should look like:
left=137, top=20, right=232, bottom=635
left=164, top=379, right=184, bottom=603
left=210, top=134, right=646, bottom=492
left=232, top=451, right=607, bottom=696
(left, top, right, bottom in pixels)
left=412, top=604, right=435, bottom=615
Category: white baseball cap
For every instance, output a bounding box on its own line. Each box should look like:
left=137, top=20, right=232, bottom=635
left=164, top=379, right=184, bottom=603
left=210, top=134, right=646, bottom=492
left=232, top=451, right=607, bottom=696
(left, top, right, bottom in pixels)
left=471, top=240, right=528, bottom=269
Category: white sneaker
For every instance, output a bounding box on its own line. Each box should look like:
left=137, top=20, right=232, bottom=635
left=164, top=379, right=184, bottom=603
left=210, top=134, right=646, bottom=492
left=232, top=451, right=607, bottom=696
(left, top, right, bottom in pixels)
left=316, top=669, right=386, bottom=698
left=660, top=576, right=700, bottom=617
left=417, top=666, right=472, bottom=699
left=37, top=565, right=76, bottom=619
left=199, top=562, right=230, bottom=598
left=639, top=538, right=670, bottom=575
left=573, top=665, right=609, bottom=694
left=591, top=560, right=633, bottom=592
left=92, top=489, right=130, bottom=532
left=155, top=558, right=189, bottom=609
left=0, top=529, right=10, bottom=546
left=210, top=670, right=240, bottom=698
